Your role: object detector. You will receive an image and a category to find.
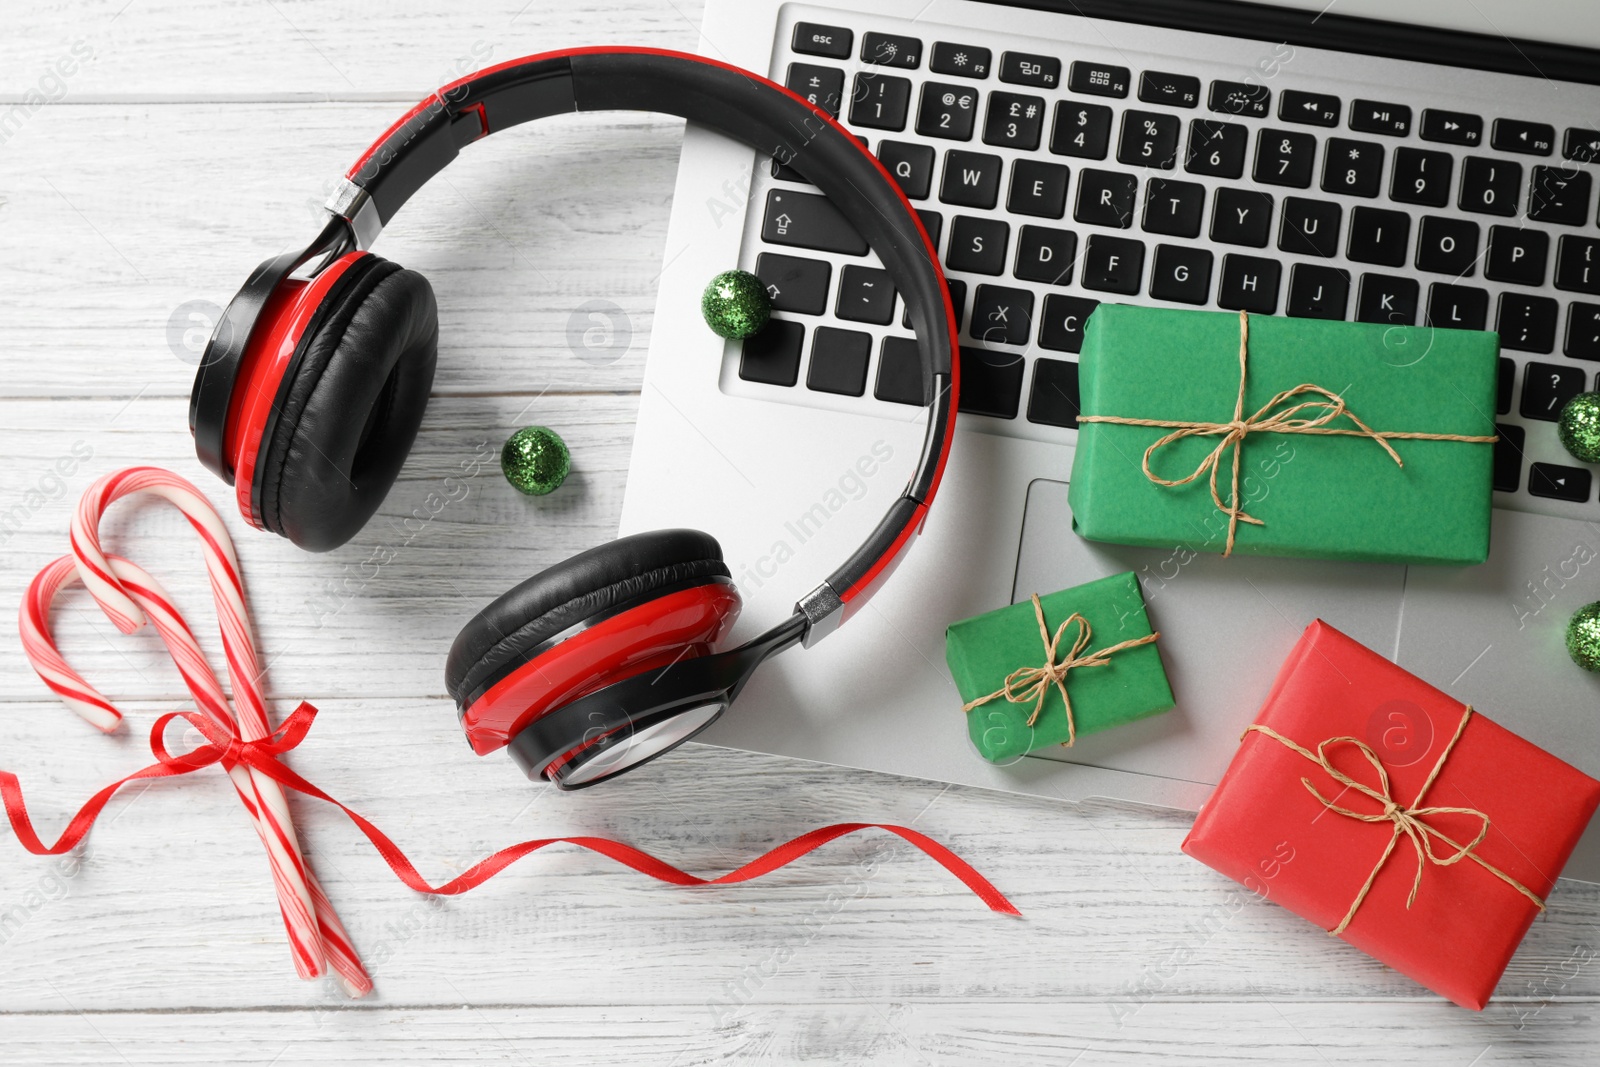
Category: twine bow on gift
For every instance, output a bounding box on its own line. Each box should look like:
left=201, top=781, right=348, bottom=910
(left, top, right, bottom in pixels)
left=1246, top=705, right=1545, bottom=937
left=1077, top=310, right=1498, bottom=556
left=960, top=594, right=1159, bottom=746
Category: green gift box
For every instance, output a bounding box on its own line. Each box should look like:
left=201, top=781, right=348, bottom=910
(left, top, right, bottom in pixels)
left=1067, top=305, right=1499, bottom=564
left=946, top=571, right=1175, bottom=763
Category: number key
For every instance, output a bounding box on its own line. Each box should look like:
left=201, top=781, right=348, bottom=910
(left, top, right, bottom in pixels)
left=983, top=91, right=1045, bottom=150
left=1391, top=148, right=1452, bottom=207
left=1117, top=110, right=1180, bottom=169
left=1460, top=157, right=1522, bottom=216
left=1051, top=101, right=1112, bottom=159
left=850, top=73, right=911, bottom=131
left=916, top=81, right=980, bottom=140
left=1254, top=128, right=1316, bottom=187
left=1321, top=138, right=1383, bottom=198
left=1186, top=119, right=1247, bottom=178
left=1521, top=361, right=1589, bottom=421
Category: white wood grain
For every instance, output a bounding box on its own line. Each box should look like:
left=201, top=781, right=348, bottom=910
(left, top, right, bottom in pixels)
left=3, top=0, right=1600, bottom=1062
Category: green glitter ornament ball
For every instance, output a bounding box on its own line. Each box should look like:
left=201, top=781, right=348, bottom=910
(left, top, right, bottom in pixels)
left=701, top=269, right=771, bottom=339
left=500, top=426, right=571, bottom=496
left=1568, top=602, right=1600, bottom=673
left=1558, top=392, right=1600, bottom=464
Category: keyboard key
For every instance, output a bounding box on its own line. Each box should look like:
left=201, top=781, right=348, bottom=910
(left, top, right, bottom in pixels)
left=984, top=92, right=1046, bottom=150
left=1321, top=139, right=1383, bottom=198
left=916, top=209, right=944, bottom=252
left=1529, top=167, right=1593, bottom=226
left=1210, top=81, right=1270, bottom=119
left=1567, top=303, right=1600, bottom=360
left=1485, top=225, right=1550, bottom=286
left=1279, top=197, right=1341, bottom=258
left=902, top=277, right=966, bottom=330
left=1497, top=293, right=1559, bottom=353
left=939, top=150, right=1003, bottom=208
left=1143, top=178, right=1206, bottom=238
left=1391, top=148, right=1453, bottom=207
left=849, top=73, right=911, bottom=130
left=1075, top=169, right=1139, bottom=228
left=1287, top=264, right=1351, bottom=320
left=739, top=319, right=803, bottom=386
left=1014, top=225, right=1077, bottom=285
left=1070, top=61, right=1129, bottom=98
left=1494, top=423, right=1524, bottom=492
left=875, top=336, right=927, bottom=405
left=1556, top=236, right=1600, bottom=294
left=930, top=42, right=992, bottom=79
left=1211, top=188, right=1274, bottom=247
left=1498, top=358, right=1514, bottom=414
left=916, top=82, right=980, bottom=140
left=877, top=140, right=934, bottom=199
left=1492, top=119, right=1555, bottom=156
left=1255, top=129, right=1317, bottom=187
left=793, top=23, right=852, bottom=60
left=1218, top=255, right=1282, bottom=314
left=1139, top=71, right=1200, bottom=108
left=1564, top=128, right=1600, bottom=163
left=1415, top=216, right=1481, bottom=277
left=862, top=32, right=921, bottom=69
left=1421, top=108, right=1483, bottom=146
left=970, top=285, right=1035, bottom=346
left=1081, top=235, right=1145, bottom=294
left=1530, top=462, right=1591, bottom=502
left=836, top=265, right=896, bottom=325
left=762, top=190, right=867, bottom=255
left=1001, top=51, right=1061, bottom=88
left=755, top=253, right=831, bottom=315
left=1522, top=361, right=1589, bottom=421
left=1149, top=245, right=1214, bottom=305
left=1427, top=283, right=1489, bottom=330
left=946, top=215, right=1010, bottom=275
left=1460, top=157, right=1521, bottom=216
left=1051, top=101, right=1113, bottom=159
left=1008, top=160, right=1070, bottom=218
left=807, top=327, right=871, bottom=395
left=1347, top=207, right=1411, bottom=267
left=786, top=63, right=845, bottom=117
left=1280, top=89, right=1340, bottom=127
left=1356, top=274, right=1420, bottom=325
left=1186, top=120, right=1248, bottom=178
left=1118, top=110, right=1181, bottom=169
left=1349, top=100, right=1411, bottom=137
left=1028, top=359, right=1082, bottom=428
left=958, top=346, right=1025, bottom=418
left=1039, top=294, right=1100, bottom=353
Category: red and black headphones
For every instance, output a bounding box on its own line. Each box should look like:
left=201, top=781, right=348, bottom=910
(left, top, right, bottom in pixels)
left=189, top=48, right=959, bottom=789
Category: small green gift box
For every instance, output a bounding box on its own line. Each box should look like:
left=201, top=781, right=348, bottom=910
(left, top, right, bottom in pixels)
left=1067, top=306, right=1499, bottom=564
left=946, top=571, right=1175, bottom=763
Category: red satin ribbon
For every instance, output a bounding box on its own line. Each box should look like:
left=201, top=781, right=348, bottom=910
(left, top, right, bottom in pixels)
left=1, top=701, right=1020, bottom=915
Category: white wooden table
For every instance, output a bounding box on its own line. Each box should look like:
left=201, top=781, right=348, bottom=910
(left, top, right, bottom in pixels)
left=3, top=3, right=1598, bottom=1062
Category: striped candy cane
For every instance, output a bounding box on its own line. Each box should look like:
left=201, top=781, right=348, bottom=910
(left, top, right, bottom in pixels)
left=8, top=467, right=1018, bottom=998
left=19, top=467, right=372, bottom=997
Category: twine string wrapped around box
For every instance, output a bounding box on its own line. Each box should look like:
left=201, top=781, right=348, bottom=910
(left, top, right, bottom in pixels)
left=1245, top=705, right=1545, bottom=937
left=961, top=593, right=1159, bottom=746
left=1077, top=310, right=1498, bottom=556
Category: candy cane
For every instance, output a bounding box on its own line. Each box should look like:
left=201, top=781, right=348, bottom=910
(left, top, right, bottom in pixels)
left=22, top=467, right=371, bottom=997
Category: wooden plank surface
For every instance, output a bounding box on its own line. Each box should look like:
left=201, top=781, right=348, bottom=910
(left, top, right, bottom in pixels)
left=3, top=1, right=1599, bottom=1063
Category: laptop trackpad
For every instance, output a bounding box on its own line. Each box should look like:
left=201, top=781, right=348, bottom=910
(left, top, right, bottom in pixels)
left=1011, top=478, right=1406, bottom=792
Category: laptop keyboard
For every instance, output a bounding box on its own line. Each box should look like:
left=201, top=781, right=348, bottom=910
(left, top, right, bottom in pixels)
left=725, top=7, right=1600, bottom=521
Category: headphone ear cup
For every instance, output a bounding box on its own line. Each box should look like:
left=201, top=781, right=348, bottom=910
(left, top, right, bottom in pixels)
left=447, top=530, right=740, bottom=753
left=258, top=255, right=438, bottom=551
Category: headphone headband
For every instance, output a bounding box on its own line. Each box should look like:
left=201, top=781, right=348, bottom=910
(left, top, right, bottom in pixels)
left=196, top=48, right=958, bottom=645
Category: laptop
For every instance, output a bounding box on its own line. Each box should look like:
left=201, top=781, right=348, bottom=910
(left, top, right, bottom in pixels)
left=618, top=0, right=1600, bottom=880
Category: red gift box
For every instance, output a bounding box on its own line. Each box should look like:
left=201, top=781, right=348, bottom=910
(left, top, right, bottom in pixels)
left=1183, top=620, right=1600, bottom=1010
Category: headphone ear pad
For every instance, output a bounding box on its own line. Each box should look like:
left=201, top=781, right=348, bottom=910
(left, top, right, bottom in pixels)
left=258, top=255, right=438, bottom=552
